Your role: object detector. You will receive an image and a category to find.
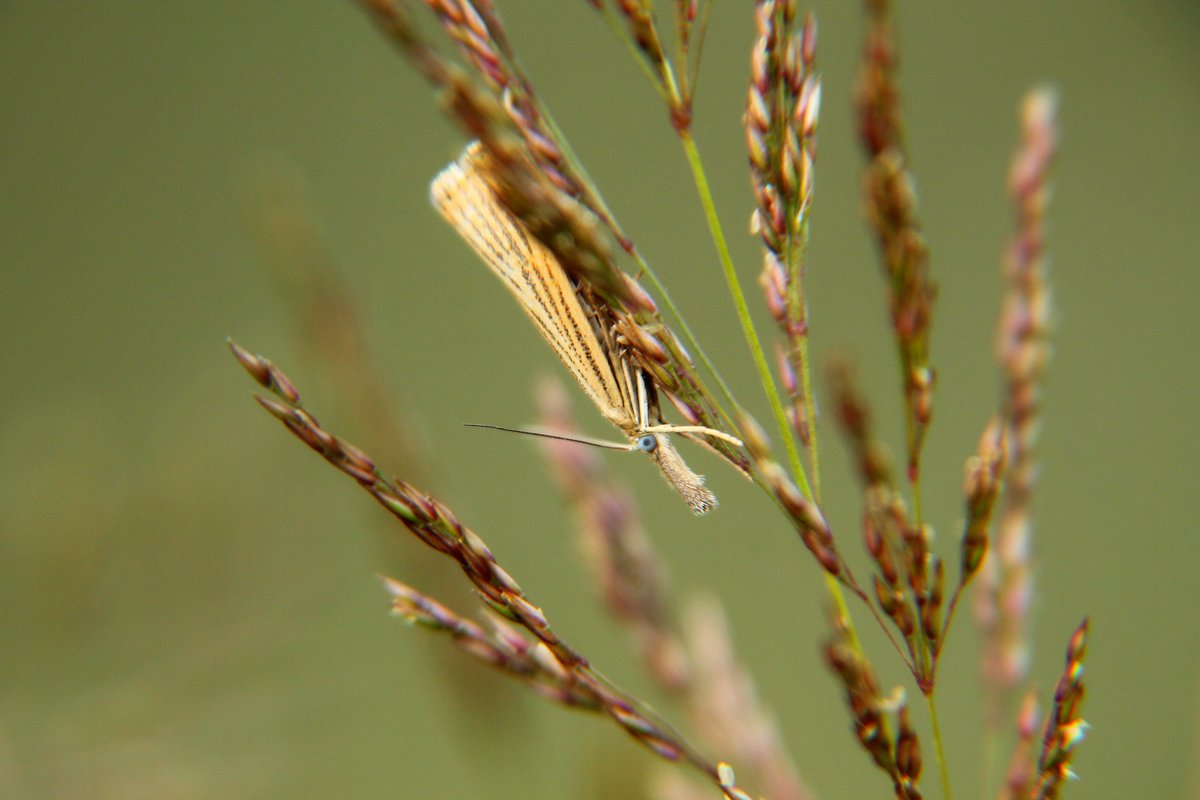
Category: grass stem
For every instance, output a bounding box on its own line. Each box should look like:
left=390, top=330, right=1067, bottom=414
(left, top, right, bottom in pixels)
left=927, top=691, right=954, bottom=800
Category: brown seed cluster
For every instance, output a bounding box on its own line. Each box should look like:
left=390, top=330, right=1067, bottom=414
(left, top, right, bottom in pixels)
left=1028, top=619, right=1089, bottom=800
left=381, top=576, right=602, bottom=707
left=959, top=420, right=1009, bottom=581
left=360, top=0, right=624, bottom=300
left=829, top=366, right=1011, bottom=701
left=739, top=412, right=841, bottom=579
left=826, top=623, right=924, bottom=800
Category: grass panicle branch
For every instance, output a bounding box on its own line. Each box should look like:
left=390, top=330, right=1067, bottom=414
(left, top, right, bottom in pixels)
left=738, top=412, right=847, bottom=584
left=684, top=599, right=811, bottom=800
left=856, top=0, right=936, bottom=494
left=360, top=0, right=628, bottom=301
left=676, top=0, right=713, bottom=98
left=747, top=4, right=821, bottom=485
left=228, top=339, right=758, bottom=798
left=828, top=357, right=897, bottom=491
left=977, top=88, right=1059, bottom=734
left=590, top=0, right=689, bottom=129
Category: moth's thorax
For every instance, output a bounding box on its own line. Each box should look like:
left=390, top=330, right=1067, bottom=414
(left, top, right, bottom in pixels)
left=609, top=410, right=640, bottom=434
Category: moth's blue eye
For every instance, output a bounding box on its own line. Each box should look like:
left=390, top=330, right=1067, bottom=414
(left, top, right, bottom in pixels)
left=636, top=434, right=657, bottom=452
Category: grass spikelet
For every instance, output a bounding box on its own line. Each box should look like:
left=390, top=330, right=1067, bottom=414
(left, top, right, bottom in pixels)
left=1029, top=619, right=1090, bottom=800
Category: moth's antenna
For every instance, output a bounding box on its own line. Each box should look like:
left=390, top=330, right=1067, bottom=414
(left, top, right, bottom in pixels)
left=464, top=423, right=634, bottom=451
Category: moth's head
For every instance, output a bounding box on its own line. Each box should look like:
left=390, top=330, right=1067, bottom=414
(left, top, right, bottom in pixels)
left=633, top=433, right=659, bottom=453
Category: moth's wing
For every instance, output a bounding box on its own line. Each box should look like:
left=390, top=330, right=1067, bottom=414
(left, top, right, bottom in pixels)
left=430, top=144, right=630, bottom=427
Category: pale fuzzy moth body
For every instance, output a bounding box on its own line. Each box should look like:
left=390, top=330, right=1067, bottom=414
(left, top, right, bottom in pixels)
left=430, top=142, right=718, bottom=514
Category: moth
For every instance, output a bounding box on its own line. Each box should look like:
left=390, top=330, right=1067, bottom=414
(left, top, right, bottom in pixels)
left=430, top=142, right=740, bottom=514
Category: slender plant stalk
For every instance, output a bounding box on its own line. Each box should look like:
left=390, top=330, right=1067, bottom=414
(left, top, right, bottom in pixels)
left=923, top=611, right=949, bottom=790
left=794, top=332, right=821, bottom=496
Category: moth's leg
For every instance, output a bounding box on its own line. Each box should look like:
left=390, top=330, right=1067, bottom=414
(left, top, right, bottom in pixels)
left=636, top=367, right=650, bottom=430
left=640, top=424, right=744, bottom=448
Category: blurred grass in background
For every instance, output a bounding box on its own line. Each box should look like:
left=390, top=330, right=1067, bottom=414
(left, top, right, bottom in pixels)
left=2, top=1, right=1198, bottom=798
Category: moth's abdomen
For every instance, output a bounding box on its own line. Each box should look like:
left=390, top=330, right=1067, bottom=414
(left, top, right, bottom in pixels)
left=647, top=434, right=717, bottom=515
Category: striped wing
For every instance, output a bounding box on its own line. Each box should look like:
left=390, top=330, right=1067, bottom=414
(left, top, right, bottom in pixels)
left=431, top=143, right=633, bottom=430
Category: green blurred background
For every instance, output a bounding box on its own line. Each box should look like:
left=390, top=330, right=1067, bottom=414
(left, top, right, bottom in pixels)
left=3, top=1, right=1197, bottom=798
